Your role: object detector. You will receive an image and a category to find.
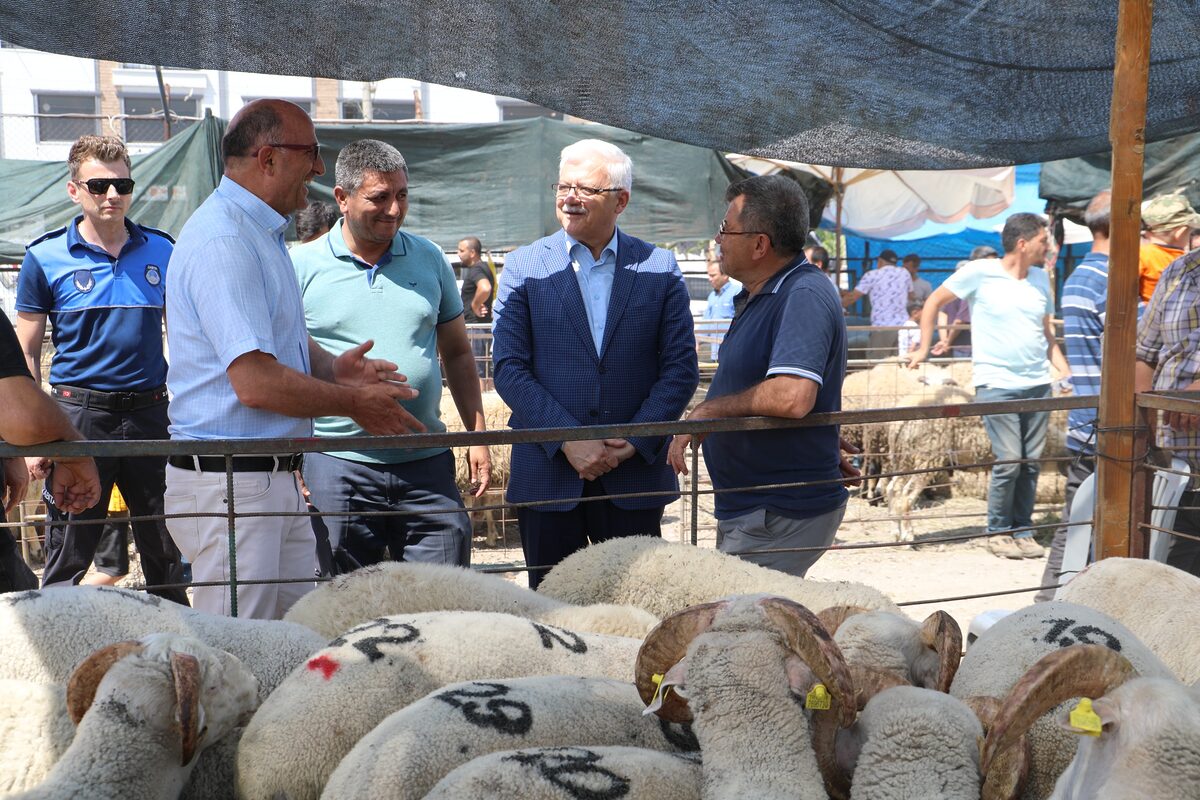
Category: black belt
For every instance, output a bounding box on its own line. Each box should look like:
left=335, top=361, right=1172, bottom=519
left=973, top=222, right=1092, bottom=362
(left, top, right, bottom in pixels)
left=167, top=454, right=303, bottom=473
left=52, top=384, right=168, bottom=411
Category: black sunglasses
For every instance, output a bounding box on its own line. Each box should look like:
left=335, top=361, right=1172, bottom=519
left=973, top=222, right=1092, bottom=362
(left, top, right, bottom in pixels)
left=74, top=178, right=136, bottom=195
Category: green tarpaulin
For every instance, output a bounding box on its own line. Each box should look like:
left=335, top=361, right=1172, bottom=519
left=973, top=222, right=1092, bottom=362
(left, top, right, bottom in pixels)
left=0, top=115, right=747, bottom=261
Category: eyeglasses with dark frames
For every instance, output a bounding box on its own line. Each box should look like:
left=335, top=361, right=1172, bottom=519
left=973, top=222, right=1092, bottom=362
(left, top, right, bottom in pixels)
left=74, top=178, right=136, bottom=195
left=254, top=142, right=322, bottom=161
left=718, top=219, right=771, bottom=243
left=551, top=183, right=623, bottom=198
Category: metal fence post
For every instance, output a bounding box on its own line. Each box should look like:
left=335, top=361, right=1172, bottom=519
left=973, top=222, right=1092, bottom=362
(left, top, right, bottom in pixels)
left=690, top=443, right=700, bottom=547
left=225, top=454, right=238, bottom=618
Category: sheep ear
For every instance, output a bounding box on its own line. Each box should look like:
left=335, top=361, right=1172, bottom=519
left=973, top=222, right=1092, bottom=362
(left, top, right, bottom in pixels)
left=919, top=611, right=963, bottom=692
left=171, top=652, right=204, bottom=766
left=1054, top=696, right=1119, bottom=735
left=66, top=641, right=144, bottom=724
left=784, top=654, right=816, bottom=696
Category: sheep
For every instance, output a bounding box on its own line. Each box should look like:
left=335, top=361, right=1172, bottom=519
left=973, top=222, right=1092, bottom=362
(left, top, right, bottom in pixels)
left=282, top=560, right=659, bottom=640
left=9, top=633, right=259, bottom=800
left=236, top=610, right=644, bottom=800
left=423, top=746, right=703, bottom=800
left=981, top=644, right=1200, bottom=799
left=820, top=606, right=963, bottom=692
left=0, top=586, right=327, bottom=699
left=537, top=536, right=899, bottom=619
left=0, top=681, right=74, bottom=795
left=1056, top=556, right=1200, bottom=683
left=321, top=675, right=700, bottom=799
left=441, top=390, right=512, bottom=545
left=637, top=594, right=856, bottom=800
left=950, top=601, right=1175, bottom=799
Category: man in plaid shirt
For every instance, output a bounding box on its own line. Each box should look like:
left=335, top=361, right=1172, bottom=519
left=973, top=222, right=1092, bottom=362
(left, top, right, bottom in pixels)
left=1136, top=220, right=1200, bottom=577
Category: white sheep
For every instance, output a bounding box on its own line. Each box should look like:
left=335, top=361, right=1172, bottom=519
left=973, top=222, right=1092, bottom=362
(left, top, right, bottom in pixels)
left=236, top=611, right=644, bottom=800
left=0, top=681, right=74, bottom=795
left=951, top=601, right=1175, bottom=799
left=321, top=676, right=699, bottom=799
left=537, top=536, right=899, bottom=618
left=282, top=560, right=659, bottom=639
left=981, top=644, right=1200, bottom=800
left=821, top=606, right=963, bottom=692
left=423, top=746, right=702, bottom=799
left=637, top=594, right=856, bottom=800
left=0, top=586, right=327, bottom=699
left=1055, top=556, right=1200, bottom=683
left=8, top=633, right=259, bottom=800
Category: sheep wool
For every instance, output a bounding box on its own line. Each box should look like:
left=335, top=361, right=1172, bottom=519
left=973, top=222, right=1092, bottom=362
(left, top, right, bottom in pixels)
left=0, top=680, right=74, bottom=794
left=422, top=746, right=703, bottom=800
left=321, top=676, right=698, bottom=800
left=951, top=602, right=1174, bottom=800
left=1056, top=557, right=1200, bottom=684
left=282, top=561, right=658, bottom=640
left=537, top=536, right=899, bottom=618
left=236, top=611, right=643, bottom=800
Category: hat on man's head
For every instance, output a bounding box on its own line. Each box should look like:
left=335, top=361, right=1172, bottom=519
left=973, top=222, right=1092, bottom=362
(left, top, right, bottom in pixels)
left=878, top=248, right=899, bottom=264
left=1142, top=194, right=1200, bottom=231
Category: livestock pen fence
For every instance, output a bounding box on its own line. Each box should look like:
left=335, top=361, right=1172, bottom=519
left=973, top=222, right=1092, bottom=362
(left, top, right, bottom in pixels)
left=9, top=391, right=1196, bottom=617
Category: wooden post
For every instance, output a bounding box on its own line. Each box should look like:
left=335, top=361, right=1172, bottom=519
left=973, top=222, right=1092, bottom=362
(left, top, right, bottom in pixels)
left=1094, top=0, right=1153, bottom=559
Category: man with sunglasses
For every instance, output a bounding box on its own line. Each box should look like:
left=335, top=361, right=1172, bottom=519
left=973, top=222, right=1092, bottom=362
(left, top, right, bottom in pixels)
left=165, top=100, right=422, bottom=619
left=492, top=139, right=698, bottom=589
left=15, top=134, right=188, bottom=603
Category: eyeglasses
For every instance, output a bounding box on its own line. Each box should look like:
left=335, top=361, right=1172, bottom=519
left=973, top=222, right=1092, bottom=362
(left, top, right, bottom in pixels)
left=551, top=183, right=622, bottom=198
left=718, top=219, right=771, bottom=242
left=74, top=178, right=135, bottom=195
left=255, top=142, right=322, bottom=161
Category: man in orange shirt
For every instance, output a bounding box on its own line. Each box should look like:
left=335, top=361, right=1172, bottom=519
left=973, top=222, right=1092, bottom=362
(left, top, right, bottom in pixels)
left=1138, top=194, right=1200, bottom=301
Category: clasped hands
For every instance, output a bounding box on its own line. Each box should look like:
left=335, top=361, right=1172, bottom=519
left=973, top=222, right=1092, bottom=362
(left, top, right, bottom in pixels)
left=562, top=438, right=635, bottom=482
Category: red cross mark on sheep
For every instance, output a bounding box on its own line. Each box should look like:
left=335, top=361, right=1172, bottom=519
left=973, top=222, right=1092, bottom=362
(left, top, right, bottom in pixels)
left=307, top=655, right=341, bottom=680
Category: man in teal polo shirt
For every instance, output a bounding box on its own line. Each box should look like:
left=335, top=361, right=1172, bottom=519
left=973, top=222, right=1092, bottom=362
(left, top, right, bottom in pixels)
left=292, top=139, right=491, bottom=571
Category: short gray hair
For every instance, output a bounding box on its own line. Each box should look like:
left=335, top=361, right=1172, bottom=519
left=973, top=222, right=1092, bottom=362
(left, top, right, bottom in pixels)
left=559, top=139, right=633, bottom=192
left=336, top=139, right=408, bottom=194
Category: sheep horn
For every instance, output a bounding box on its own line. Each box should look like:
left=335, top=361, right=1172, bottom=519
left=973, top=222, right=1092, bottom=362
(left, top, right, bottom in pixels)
left=919, top=611, right=963, bottom=692
left=979, top=644, right=1136, bottom=776
left=65, top=640, right=144, bottom=724
left=963, top=696, right=1029, bottom=800
left=635, top=600, right=728, bottom=723
left=850, top=664, right=910, bottom=709
left=171, top=652, right=203, bottom=766
left=817, top=605, right=871, bottom=636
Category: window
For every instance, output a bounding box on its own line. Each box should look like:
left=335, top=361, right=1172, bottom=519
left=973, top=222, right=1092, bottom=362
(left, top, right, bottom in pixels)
left=35, top=94, right=98, bottom=143
left=499, top=102, right=563, bottom=121
left=341, top=100, right=416, bottom=121
left=123, top=96, right=200, bottom=142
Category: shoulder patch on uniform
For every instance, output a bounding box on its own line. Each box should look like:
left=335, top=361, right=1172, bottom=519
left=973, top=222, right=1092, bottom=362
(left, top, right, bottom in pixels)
left=26, top=226, right=69, bottom=250
left=138, top=225, right=176, bottom=245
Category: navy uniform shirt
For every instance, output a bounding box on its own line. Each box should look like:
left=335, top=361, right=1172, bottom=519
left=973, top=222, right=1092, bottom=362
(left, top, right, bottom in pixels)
left=702, top=257, right=849, bottom=520
left=16, top=216, right=172, bottom=392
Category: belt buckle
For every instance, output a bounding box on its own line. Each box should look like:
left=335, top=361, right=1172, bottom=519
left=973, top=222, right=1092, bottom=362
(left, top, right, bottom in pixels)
left=112, top=392, right=136, bottom=411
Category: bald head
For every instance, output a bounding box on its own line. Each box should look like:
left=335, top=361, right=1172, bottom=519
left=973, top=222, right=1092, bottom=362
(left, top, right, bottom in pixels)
left=221, top=98, right=324, bottom=216
left=223, top=99, right=309, bottom=164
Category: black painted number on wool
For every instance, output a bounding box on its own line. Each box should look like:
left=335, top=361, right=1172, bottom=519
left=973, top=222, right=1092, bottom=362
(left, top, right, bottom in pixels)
left=330, top=618, right=421, bottom=662
left=658, top=718, right=700, bottom=752
left=1040, top=618, right=1122, bottom=652
left=505, top=747, right=630, bottom=800
left=436, top=682, right=533, bottom=735
left=530, top=622, right=588, bottom=653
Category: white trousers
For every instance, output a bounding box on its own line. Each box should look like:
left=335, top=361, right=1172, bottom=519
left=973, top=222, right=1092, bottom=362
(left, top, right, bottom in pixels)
left=164, top=464, right=316, bottom=619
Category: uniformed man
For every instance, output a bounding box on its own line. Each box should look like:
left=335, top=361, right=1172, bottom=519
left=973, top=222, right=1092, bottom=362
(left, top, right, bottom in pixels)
left=15, top=134, right=188, bottom=604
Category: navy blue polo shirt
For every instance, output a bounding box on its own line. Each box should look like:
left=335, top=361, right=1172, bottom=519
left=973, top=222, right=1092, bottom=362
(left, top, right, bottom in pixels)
left=16, top=216, right=172, bottom=392
left=702, top=257, right=848, bottom=520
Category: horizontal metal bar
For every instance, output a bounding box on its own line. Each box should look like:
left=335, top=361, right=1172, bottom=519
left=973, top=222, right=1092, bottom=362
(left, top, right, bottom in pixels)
left=0, top=395, right=1097, bottom=459
left=1135, top=390, right=1200, bottom=413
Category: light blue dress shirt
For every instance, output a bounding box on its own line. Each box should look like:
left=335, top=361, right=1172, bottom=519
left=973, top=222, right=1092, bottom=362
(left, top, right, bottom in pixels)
left=166, top=176, right=313, bottom=441
left=565, top=228, right=619, bottom=355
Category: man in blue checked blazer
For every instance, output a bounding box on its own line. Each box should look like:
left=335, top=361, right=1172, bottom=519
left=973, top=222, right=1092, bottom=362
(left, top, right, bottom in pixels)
left=493, top=139, right=699, bottom=589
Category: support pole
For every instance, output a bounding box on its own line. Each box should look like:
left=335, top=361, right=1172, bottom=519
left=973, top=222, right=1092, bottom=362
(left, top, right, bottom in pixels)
left=1095, top=0, right=1153, bottom=559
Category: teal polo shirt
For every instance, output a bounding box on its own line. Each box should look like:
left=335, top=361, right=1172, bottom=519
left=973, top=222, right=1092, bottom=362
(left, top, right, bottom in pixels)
left=292, top=220, right=463, bottom=463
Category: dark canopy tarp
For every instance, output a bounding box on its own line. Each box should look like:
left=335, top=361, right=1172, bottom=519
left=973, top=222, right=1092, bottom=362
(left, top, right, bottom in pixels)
left=1040, top=132, right=1200, bottom=219
left=2, top=1, right=1199, bottom=169
left=0, top=116, right=743, bottom=259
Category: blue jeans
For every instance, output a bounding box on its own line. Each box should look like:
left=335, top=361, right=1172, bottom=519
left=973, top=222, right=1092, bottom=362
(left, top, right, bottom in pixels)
left=976, top=384, right=1051, bottom=537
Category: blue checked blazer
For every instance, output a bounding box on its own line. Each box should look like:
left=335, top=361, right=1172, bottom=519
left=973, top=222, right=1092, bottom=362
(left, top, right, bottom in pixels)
left=493, top=228, right=699, bottom=512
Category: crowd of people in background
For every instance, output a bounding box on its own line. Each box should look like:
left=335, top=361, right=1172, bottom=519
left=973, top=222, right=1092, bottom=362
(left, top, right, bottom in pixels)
left=2, top=96, right=1199, bottom=613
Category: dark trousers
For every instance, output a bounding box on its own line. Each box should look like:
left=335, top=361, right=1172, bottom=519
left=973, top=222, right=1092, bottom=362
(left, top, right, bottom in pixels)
left=518, top=479, right=664, bottom=591
left=1035, top=453, right=1095, bottom=602
left=1167, top=489, right=1200, bottom=578
left=41, top=401, right=188, bottom=605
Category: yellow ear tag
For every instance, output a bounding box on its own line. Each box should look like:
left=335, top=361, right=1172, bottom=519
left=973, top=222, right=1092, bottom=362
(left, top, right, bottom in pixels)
left=1068, top=698, right=1103, bottom=737
left=805, top=683, right=832, bottom=711
left=648, top=672, right=669, bottom=709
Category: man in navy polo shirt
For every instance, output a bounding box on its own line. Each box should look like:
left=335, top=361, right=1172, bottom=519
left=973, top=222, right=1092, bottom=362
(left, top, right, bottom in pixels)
left=15, top=134, right=187, bottom=604
left=668, top=175, right=852, bottom=577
